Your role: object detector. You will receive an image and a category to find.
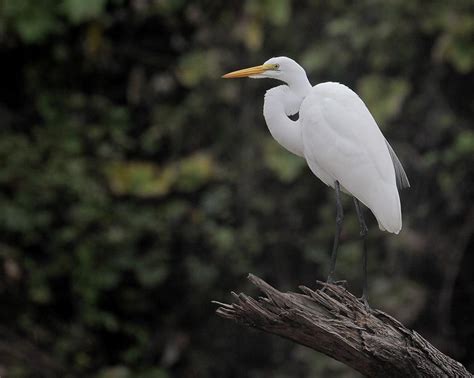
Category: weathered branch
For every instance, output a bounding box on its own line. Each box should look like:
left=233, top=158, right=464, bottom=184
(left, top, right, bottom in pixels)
left=213, top=274, right=471, bottom=377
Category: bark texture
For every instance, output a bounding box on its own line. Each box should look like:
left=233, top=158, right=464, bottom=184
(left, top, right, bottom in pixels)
left=213, top=274, right=472, bottom=377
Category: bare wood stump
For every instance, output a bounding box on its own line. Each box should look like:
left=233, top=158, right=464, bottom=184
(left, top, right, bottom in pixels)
left=213, top=274, right=471, bottom=377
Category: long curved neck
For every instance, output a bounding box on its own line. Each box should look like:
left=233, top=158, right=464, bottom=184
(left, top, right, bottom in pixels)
left=286, top=72, right=312, bottom=98
left=263, top=81, right=311, bottom=158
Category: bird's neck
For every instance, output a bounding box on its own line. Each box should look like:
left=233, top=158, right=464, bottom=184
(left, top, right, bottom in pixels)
left=263, top=85, right=308, bottom=158
left=287, top=74, right=312, bottom=98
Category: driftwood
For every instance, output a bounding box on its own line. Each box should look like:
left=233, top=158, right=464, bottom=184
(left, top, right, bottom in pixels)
left=213, top=274, right=472, bottom=377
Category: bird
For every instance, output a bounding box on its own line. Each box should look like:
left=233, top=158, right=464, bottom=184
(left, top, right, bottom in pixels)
left=222, top=56, right=409, bottom=306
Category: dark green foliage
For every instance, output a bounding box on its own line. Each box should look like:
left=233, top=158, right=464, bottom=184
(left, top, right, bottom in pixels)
left=0, top=1, right=473, bottom=377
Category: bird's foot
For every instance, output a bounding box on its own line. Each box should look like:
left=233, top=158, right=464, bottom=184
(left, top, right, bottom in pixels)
left=358, top=294, right=371, bottom=311
left=328, top=279, right=347, bottom=287
left=320, top=278, right=347, bottom=292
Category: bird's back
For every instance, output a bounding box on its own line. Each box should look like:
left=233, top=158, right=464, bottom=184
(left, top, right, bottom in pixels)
left=300, top=82, right=402, bottom=233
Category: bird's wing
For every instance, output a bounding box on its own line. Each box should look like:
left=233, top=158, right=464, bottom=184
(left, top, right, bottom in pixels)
left=300, top=82, right=402, bottom=233
left=385, top=139, right=410, bottom=189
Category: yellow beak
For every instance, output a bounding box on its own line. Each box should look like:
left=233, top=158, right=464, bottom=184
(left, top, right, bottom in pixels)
left=222, top=64, right=274, bottom=79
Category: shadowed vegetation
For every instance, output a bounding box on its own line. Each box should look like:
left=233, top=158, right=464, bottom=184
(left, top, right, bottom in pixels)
left=0, top=1, right=473, bottom=377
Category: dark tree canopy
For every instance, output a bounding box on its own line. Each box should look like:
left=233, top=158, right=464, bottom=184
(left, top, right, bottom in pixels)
left=0, top=1, right=473, bottom=377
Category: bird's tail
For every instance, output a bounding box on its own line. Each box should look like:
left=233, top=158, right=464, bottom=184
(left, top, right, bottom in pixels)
left=373, top=184, right=402, bottom=234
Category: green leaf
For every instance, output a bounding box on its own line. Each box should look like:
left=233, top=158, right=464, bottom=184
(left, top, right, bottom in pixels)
left=263, top=139, right=305, bottom=182
left=134, top=254, right=169, bottom=288
left=104, top=153, right=217, bottom=197
left=264, top=0, right=291, bottom=25
left=455, top=130, right=474, bottom=155
left=175, top=153, right=216, bottom=192
left=357, top=75, right=410, bottom=125
left=176, top=50, right=219, bottom=87
left=61, top=0, right=107, bottom=24
left=2, top=0, right=61, bottom=43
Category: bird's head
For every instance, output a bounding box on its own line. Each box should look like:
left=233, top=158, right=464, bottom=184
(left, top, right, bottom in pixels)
left=222, top=56, right=305, bottom=83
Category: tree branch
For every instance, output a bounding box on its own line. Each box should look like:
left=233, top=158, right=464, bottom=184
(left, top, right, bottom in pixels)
left=213, top=274, right=471, bottom=377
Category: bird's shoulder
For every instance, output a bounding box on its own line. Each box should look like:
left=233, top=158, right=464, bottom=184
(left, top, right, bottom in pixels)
left=311, top=81, right=351, bottom=94
left=301, top=82, right=373, bottom=128
left=301, top=82, right=396, bottom=188
left=306, top=82, right=364, bottom=109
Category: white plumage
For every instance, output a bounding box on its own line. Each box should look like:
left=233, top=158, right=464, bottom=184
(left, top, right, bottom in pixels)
left=300, top=82, right=403, bottom=233
left=241, top=56, right=410, bottom=234
left=223, top=56, right=410, bottom=301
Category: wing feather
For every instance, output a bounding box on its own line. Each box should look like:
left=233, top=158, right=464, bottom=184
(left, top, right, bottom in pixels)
left=300, top=82, right=404, bottom=233
left=385, top=140, right=410, bottom=189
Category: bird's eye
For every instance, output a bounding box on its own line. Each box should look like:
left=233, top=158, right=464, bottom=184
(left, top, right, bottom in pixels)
left=274, top=64, right=280, bottom=70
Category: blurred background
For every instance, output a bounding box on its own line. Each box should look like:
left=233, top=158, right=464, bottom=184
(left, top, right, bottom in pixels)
left=0, top=0, right=473, bottom=377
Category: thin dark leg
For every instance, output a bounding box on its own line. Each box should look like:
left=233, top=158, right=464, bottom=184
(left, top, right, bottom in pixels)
left=353, top=197, right=369, bottom=307
left=327, top=181, right=343, bottom=283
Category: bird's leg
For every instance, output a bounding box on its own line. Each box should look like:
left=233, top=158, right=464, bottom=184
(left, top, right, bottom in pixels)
left=327, top=181, right=343, bottom=284
left=353, top=197, right=369, bottom=308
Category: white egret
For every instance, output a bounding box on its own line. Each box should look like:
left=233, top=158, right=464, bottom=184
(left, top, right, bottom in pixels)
left=223, top=57, right=409, bottom=305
